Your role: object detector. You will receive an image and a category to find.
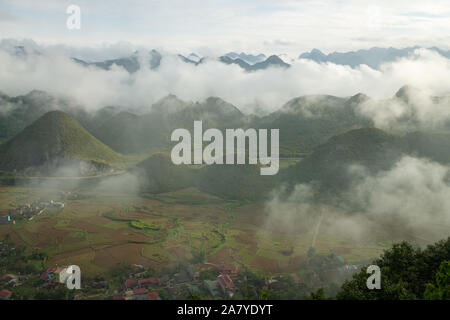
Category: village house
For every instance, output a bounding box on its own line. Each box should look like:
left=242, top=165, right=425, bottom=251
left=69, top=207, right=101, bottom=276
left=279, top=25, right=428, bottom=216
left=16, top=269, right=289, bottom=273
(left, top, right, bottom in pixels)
left=290, top=273, right=300, bottom=285
left=0, top=215, right=15, bottom=225
left=133, top=287, right=149, bottom=300
left=0, top=289, right=12, bottom=300
left=217, top=274, right=234, bottom=296
left=40, top=266, right=69, bottom=284
left=124, top=279, right=138, bottom=290
left=8, top=209, right=24, bottom=219
left=138, top=277, right=158, bottom=288
left=52, top=201, right=65, bottom=209
left=146, top=291, right=161, bottom=300
left=2, top=274, right=19, bottom=287
left=218, top=264, right=238, bottom=277
left=2, top=274, right=17, bottom=282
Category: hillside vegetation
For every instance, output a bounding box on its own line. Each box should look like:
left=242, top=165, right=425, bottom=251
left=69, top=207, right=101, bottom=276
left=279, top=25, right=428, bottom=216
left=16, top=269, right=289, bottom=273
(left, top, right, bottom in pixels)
left=0, top=110, right=123, bottom=175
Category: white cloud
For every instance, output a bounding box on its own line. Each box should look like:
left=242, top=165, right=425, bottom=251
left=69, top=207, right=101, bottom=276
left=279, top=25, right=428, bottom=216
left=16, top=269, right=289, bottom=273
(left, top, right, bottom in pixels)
left=1, top=44, right=450, bottom=116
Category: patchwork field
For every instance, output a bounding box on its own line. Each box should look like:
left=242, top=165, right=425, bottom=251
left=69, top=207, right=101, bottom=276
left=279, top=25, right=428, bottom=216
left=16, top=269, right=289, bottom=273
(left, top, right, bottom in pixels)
left=0, top=184, right=446, bottom=278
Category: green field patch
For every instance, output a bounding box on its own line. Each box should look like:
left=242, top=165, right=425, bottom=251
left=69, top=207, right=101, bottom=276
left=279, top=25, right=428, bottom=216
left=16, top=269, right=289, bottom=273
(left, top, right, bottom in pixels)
left=67, top=230, right=87, bottom=239
left=130, top=220, right=161, bottom=231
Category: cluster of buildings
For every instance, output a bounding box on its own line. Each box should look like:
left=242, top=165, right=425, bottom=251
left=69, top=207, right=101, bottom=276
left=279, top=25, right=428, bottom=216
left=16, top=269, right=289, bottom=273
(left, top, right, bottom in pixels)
left=39, top=266, right=71, bottom=288
left=0, top=215, right=15, bottom=225
left=111, top=264, right=241, bottom=300
left=0, top=199, right=65, bottom=224
left=2, top=273, right=23, bottom=287
left=202, top=265, right=239, bottom=298
left=112, top=264, right=164, bottom=300
left=0, top=273, right=28, bottom=300
left=113, top=277, right=161, bottom=300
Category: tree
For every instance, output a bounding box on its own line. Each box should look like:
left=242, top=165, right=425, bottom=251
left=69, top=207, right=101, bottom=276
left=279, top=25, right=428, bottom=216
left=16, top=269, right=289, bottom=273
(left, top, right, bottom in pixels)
left=199, top=268, right=216, bottom=280
left=337, top=237, right=450, bottom=300
left=308, top=288, right=326, bottom=300
left=424, top=260, right=450, bottom=300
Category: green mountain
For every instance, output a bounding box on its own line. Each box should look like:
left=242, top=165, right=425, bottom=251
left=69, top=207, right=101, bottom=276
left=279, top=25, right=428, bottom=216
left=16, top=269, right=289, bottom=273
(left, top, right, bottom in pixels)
left=92, top=111, right=146, bottom=154
left=134, top=153, right=193, bottom=193
left=253, top=93, right=373, bottom=156
left=195, top=164, right=277, bottom=201
left=0, top=90, right=119, bottom=144
left=282, top=127, right=402, bottom=193
left=0, top=110, right=122, bottom=175
left=93, top=95, right=247, bottom=154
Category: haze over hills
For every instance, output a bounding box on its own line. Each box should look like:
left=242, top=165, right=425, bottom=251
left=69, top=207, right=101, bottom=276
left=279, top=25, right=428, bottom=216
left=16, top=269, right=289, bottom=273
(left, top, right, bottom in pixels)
left=2, top=0, right=450, bottom=301
left=69, top=45, right=450, bottom=75
left=2, top=89, right=450, bottom=203
left=93, top=95, right=247, bottom=154
left=5, top=40, right=450, bottom=76
left=254, top=93, right=374, bottom=156
left=2, top=85, right=450, bottom=157
left=73, top=50, right=290, bottom=73
left=72, top=49, right=162, bottom=73
left=282, top=127, right=402, bottom=193
left=0, top=90, right=123, bottom=144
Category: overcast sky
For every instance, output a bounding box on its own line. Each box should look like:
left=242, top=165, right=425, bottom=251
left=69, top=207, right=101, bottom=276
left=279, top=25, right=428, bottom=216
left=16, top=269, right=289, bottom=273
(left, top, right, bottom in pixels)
left=1, top=0, right=450, bottom=57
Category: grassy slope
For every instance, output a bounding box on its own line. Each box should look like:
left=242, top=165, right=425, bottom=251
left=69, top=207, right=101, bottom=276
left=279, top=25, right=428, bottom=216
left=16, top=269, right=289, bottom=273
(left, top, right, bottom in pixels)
left=0, top=110, right=123, bottom=171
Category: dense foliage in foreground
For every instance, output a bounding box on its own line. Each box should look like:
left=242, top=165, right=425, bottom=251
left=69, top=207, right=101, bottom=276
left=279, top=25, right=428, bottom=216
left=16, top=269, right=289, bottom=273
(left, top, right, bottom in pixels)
left=336, top=237, right=450, bottom=300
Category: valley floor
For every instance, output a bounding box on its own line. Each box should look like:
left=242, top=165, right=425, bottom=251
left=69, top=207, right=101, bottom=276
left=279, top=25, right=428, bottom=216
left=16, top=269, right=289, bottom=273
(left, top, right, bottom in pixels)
left=1, top=184, right=447, bottom=281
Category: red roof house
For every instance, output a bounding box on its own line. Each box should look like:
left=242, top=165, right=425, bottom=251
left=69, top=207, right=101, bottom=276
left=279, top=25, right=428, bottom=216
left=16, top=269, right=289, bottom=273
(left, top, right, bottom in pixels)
left=133, top=288, right=149, bottom=295
left=40, top=271, right=49, bottom=281
left=2, top=274, right=16, bottom=281
left=290, top=273, right=300, bottom=284
left=125, top=279, right=138, bottom=289
left=138, top=277, right=158, bottom=286
left=146, top=291, right=161, bottom=300
left=0, top=289, right=12, bottom=300
left=217, top=274, right=234, bottom=293
left=218, top=265, right=238, bottom=277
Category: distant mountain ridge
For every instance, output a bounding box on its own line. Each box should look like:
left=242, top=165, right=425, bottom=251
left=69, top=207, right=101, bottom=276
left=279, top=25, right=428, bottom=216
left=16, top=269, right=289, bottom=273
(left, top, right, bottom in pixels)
left=72, top=50, right=162, bottom=73
left=224, top=52, right=267, bottom=64
left=4, top=41, right=450, bottom=72
left=73, top=46, right=450, bottom=73
left=74, top=51, right=289, bottom=72
left=219, top=55, right=290, bottom=71
left=299, top=46, right=450, bottom=69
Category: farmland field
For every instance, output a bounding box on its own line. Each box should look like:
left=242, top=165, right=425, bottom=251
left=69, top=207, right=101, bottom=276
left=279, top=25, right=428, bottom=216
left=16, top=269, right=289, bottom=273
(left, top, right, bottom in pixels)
left=1, top=183, right=446, bottom=278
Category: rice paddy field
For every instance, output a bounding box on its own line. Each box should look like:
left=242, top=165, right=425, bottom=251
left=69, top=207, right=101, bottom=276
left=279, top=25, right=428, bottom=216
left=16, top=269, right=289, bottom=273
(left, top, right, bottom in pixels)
left=0, top=184, right=447, bottom=278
